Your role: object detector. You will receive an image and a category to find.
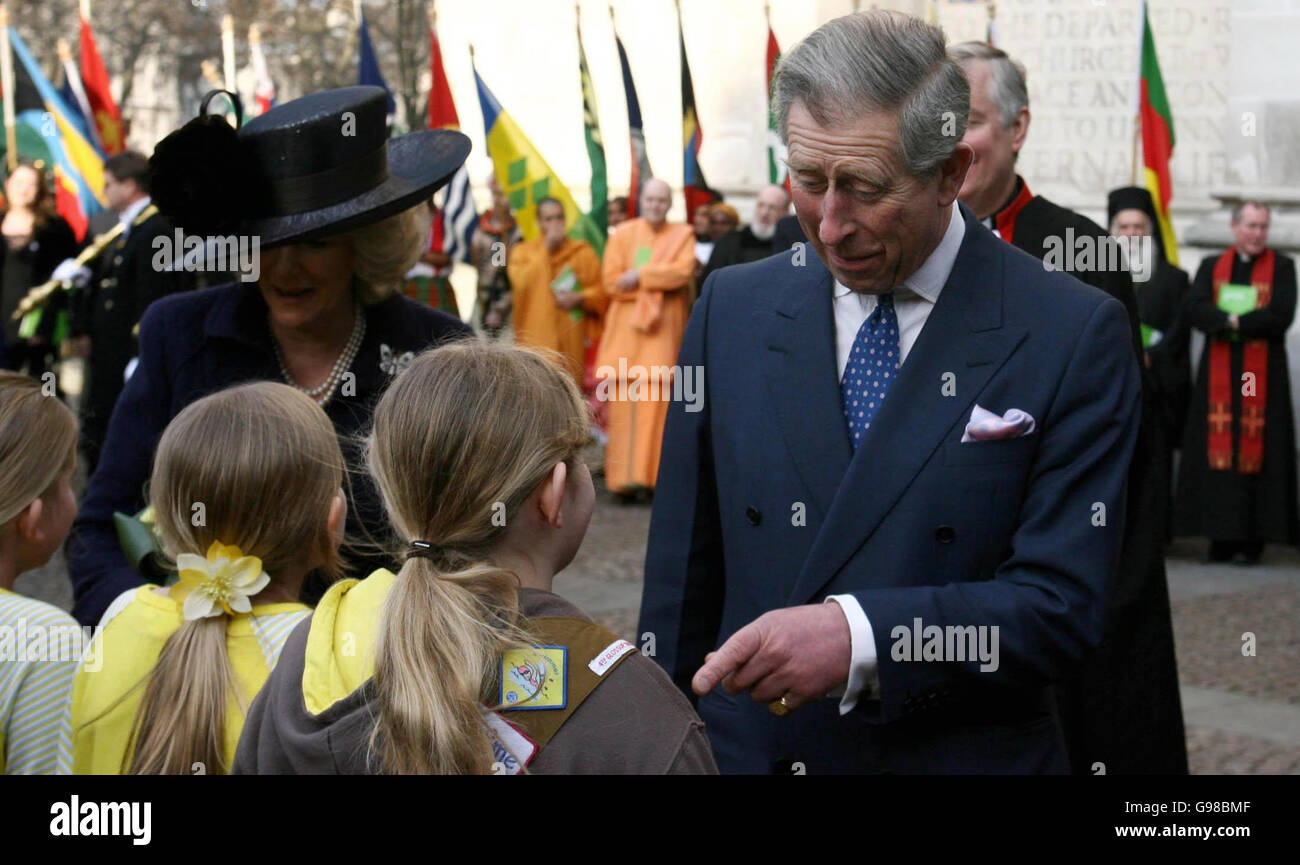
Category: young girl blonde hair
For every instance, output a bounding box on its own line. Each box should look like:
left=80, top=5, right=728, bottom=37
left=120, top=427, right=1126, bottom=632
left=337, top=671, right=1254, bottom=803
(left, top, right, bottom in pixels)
left=124, top=382, right=345, bottom=774
left=0, top=370, right=77, bottom=527
left=366, top=341, right=590, bottom=774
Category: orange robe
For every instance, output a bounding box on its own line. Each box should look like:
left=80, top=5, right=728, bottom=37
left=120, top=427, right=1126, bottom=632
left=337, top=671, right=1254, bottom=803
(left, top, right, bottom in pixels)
left=507, top=237, right=605, bottom=383
left=595, top=218, right=696, bottom=492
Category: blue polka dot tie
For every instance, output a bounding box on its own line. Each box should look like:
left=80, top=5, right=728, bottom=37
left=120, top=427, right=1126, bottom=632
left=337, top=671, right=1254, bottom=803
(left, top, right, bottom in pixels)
left=841, top=292, right=900, bottom=450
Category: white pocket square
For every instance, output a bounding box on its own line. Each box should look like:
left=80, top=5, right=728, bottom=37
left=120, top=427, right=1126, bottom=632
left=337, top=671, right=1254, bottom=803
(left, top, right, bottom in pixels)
left=961, top=403, right=1036, bottom=443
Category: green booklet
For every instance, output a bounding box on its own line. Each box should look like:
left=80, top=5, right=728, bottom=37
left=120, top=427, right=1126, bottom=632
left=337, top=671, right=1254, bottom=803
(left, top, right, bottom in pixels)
left=634, top=247, right=653, bottom=267
left=551, top=265, right=583, bottom=322
left=1217, top=283, right=1258, bottom=316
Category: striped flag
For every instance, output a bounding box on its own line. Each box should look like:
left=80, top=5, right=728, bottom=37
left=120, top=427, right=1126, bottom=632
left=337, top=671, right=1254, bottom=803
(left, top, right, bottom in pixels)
left=765, top=17, right=787, bottom=189
left=427, top=23, right=476, bottom=264
left=577, top=16, right=607, bottom=240
left=78, top=8, right=124, bottom=154
left=4, top=28, right=105, bottom=240
left=56, top=39, right=102, bottom=153
left=1139, top=0, right=1178, bottom=265
left=613, top=30, right=651, bottom=218
left=678, top=6, right=717, bottom=216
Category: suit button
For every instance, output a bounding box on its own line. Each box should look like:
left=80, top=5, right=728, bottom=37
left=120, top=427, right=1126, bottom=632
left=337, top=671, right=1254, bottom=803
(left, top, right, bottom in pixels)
left=935, top=525, right=955, bottom=544
left=104, top=300, right=114, bottom=310
left=113, top=255, right=123, bottom=265
left=745, top=506, right=762, bottom=526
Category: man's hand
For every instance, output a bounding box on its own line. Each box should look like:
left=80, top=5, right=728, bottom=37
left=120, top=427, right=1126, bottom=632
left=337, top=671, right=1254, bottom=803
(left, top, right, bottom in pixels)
left=692, top=603, right=852, bottom=712
left=616, top=268, right=639, bottom=292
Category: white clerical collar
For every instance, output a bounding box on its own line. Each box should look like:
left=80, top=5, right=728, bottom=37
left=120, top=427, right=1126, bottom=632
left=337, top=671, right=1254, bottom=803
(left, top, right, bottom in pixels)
left=834, top=200, right=965, bottom=303
left=119, top=196, right=151, bottom=232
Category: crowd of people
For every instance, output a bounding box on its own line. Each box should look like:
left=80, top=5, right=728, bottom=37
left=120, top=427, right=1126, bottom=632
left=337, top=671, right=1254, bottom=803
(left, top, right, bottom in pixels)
left=0, top=9, right=1295, bottom=775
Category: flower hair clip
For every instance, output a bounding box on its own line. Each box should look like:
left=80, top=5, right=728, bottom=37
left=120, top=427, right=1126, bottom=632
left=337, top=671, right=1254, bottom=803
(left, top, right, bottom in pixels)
left=170, top=541, right=271, bottom=621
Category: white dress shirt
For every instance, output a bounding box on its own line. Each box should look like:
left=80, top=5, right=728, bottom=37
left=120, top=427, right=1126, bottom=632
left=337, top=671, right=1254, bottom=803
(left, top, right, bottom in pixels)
left=118, top=195, right=152, bottom=239
left=824, top=200, right=966, bottom=714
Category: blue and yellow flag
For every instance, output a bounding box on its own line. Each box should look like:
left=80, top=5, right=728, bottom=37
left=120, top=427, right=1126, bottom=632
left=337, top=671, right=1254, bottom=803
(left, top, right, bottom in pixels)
left=473, top=65, right=602, bottom=257
left=6, top=28, right=105, bottom=240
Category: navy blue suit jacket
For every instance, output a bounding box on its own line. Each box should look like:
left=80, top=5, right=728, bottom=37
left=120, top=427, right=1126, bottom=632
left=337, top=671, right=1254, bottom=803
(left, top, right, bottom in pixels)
left=639, top=206, right=1141, bottom=774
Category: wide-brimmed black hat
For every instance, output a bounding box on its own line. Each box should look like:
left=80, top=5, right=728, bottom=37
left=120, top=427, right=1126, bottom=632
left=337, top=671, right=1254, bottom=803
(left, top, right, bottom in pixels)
left=150, top=86, right=470, bottom=248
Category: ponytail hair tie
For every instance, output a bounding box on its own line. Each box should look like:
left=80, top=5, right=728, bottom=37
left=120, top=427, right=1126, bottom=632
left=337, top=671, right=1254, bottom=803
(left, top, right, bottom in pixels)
left=406, top=540, right=439, bottom=562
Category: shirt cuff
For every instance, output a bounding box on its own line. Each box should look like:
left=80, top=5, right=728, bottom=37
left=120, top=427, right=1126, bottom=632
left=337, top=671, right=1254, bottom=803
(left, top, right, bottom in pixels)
left=825, top=594, right=879, bottom=715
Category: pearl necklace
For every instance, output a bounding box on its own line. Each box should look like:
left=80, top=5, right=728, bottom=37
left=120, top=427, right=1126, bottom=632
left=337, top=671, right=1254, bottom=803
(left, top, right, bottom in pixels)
left=273, top=304, right=366, bottom=407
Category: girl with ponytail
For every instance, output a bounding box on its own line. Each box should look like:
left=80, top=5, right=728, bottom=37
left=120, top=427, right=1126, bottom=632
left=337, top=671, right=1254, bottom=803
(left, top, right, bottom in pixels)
left=235, top=342, right=715, bottom=774
left=68, top=382, right=346, bottom=774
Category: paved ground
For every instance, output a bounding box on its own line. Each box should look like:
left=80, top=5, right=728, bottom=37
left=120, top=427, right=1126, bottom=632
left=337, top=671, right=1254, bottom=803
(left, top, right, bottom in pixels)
left=20, top=452, right=1299, bottom=774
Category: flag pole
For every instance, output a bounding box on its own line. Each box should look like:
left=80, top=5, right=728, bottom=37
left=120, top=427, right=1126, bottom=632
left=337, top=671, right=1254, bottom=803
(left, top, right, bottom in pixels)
left=1131, top=0, right=1145, bottom=186
left=221, top=14, right=236, bottom=92
left=0, top=4, right=16, bottom=172
left=80, top=0, right=90, bottom=19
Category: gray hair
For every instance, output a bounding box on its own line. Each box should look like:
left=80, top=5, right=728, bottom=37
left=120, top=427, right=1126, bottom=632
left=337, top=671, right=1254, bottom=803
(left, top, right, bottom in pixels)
left=773, top=10, right=970, bottom=180
left=949, top=41, right=1028, bottom=129
left=1231, top=200, right=1270, bottom=223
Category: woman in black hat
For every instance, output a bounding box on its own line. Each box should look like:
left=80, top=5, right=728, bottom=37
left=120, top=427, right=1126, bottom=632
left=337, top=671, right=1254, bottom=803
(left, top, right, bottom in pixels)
left=65, top=87, right=473, bottom=625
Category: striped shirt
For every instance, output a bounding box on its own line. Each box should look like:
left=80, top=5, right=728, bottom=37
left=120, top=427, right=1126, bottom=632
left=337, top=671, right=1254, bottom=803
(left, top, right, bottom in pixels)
left=0, top=588, right=82, bottom=774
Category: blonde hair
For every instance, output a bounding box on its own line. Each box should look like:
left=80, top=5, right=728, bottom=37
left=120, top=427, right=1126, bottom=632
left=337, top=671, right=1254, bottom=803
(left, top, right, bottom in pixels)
left=349, top=205, right=427, bottom=304
left=124, top=382, right=345, bottom=774
left=365, top=341, right=590, bottom=774
left=0, top=371, right=77, bottom=529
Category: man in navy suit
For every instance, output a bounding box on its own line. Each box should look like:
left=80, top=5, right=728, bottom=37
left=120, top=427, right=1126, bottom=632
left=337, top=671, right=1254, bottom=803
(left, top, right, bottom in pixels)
left=638, top=10, right=1142, bottom=774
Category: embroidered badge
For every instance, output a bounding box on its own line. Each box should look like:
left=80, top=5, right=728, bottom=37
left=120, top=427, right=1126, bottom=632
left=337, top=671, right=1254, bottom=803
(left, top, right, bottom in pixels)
left=500, top=646, right=567, bottom=710
left=379, top=343, right=415, bottom=377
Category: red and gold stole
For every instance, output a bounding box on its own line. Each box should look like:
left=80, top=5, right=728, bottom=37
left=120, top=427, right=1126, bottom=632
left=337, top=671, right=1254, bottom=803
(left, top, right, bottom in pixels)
left=993, top=178, right=1035, bottom=245
left=1207, top=247, right=1275, bottom=474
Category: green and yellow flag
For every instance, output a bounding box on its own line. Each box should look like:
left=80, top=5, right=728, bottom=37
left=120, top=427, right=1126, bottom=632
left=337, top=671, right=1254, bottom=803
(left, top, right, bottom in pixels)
left=474, top=64, right=603, bottom=256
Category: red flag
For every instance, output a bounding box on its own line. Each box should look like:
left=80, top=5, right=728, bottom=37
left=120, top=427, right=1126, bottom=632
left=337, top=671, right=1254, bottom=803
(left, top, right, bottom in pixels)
left=427, top=27, right=459, bottom=130
left=79, top=14, right=124, bottom=154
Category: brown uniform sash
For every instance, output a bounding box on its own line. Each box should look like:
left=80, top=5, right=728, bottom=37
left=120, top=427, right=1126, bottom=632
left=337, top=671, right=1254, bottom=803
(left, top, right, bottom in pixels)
left=501, top=616, right=636, bottom=749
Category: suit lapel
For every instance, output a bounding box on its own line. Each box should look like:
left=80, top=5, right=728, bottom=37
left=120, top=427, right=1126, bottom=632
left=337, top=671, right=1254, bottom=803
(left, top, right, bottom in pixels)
left=787, top=209, right=1028, bottom=605
left=760, top=253, right=851, bottom=519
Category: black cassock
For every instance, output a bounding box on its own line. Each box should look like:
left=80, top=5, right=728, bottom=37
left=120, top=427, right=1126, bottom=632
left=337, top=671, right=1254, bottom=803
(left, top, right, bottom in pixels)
left=1174, top=251, right=1299, bottom=545
left=991, top=179, right=1188, bottom=774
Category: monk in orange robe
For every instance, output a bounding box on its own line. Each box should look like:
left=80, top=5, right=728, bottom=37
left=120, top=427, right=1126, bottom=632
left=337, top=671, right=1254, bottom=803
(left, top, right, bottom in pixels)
left=595, top=178, right=696, bottom=497
left=507, top=198, right=605, bottom=384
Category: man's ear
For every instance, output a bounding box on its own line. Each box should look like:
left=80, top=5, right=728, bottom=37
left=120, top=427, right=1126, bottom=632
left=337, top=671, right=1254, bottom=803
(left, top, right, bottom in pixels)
left=937, top=142, right=976, bottom=207
left=537, top=461, right=568, bottom=529
left=327, top=491, right=347, bottom=547
left=1009, top=107, right=1031, bottom=157
left=15, top=497, right=43, bottom=543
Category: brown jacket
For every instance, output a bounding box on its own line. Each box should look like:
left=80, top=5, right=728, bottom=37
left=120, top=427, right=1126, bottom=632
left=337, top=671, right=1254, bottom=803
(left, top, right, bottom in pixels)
left=233, top=584, right=716, bottom=774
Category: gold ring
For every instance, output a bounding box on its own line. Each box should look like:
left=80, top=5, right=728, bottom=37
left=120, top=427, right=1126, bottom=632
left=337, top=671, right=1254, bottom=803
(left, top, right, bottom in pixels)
left=769, top=695, right=792, bottom=717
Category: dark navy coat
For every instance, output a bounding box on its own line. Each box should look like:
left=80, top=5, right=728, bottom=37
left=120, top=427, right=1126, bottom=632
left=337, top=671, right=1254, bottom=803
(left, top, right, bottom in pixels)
left=639, top=206, right=1142, bottom=774
left=66, top=282, right=471, bottom=625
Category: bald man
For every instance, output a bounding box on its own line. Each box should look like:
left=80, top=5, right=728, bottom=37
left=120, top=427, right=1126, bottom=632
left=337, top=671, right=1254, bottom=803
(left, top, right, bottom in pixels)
left=595, top=178, right=696, bottom=500
left=702, top=185, right=792, bottom=281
